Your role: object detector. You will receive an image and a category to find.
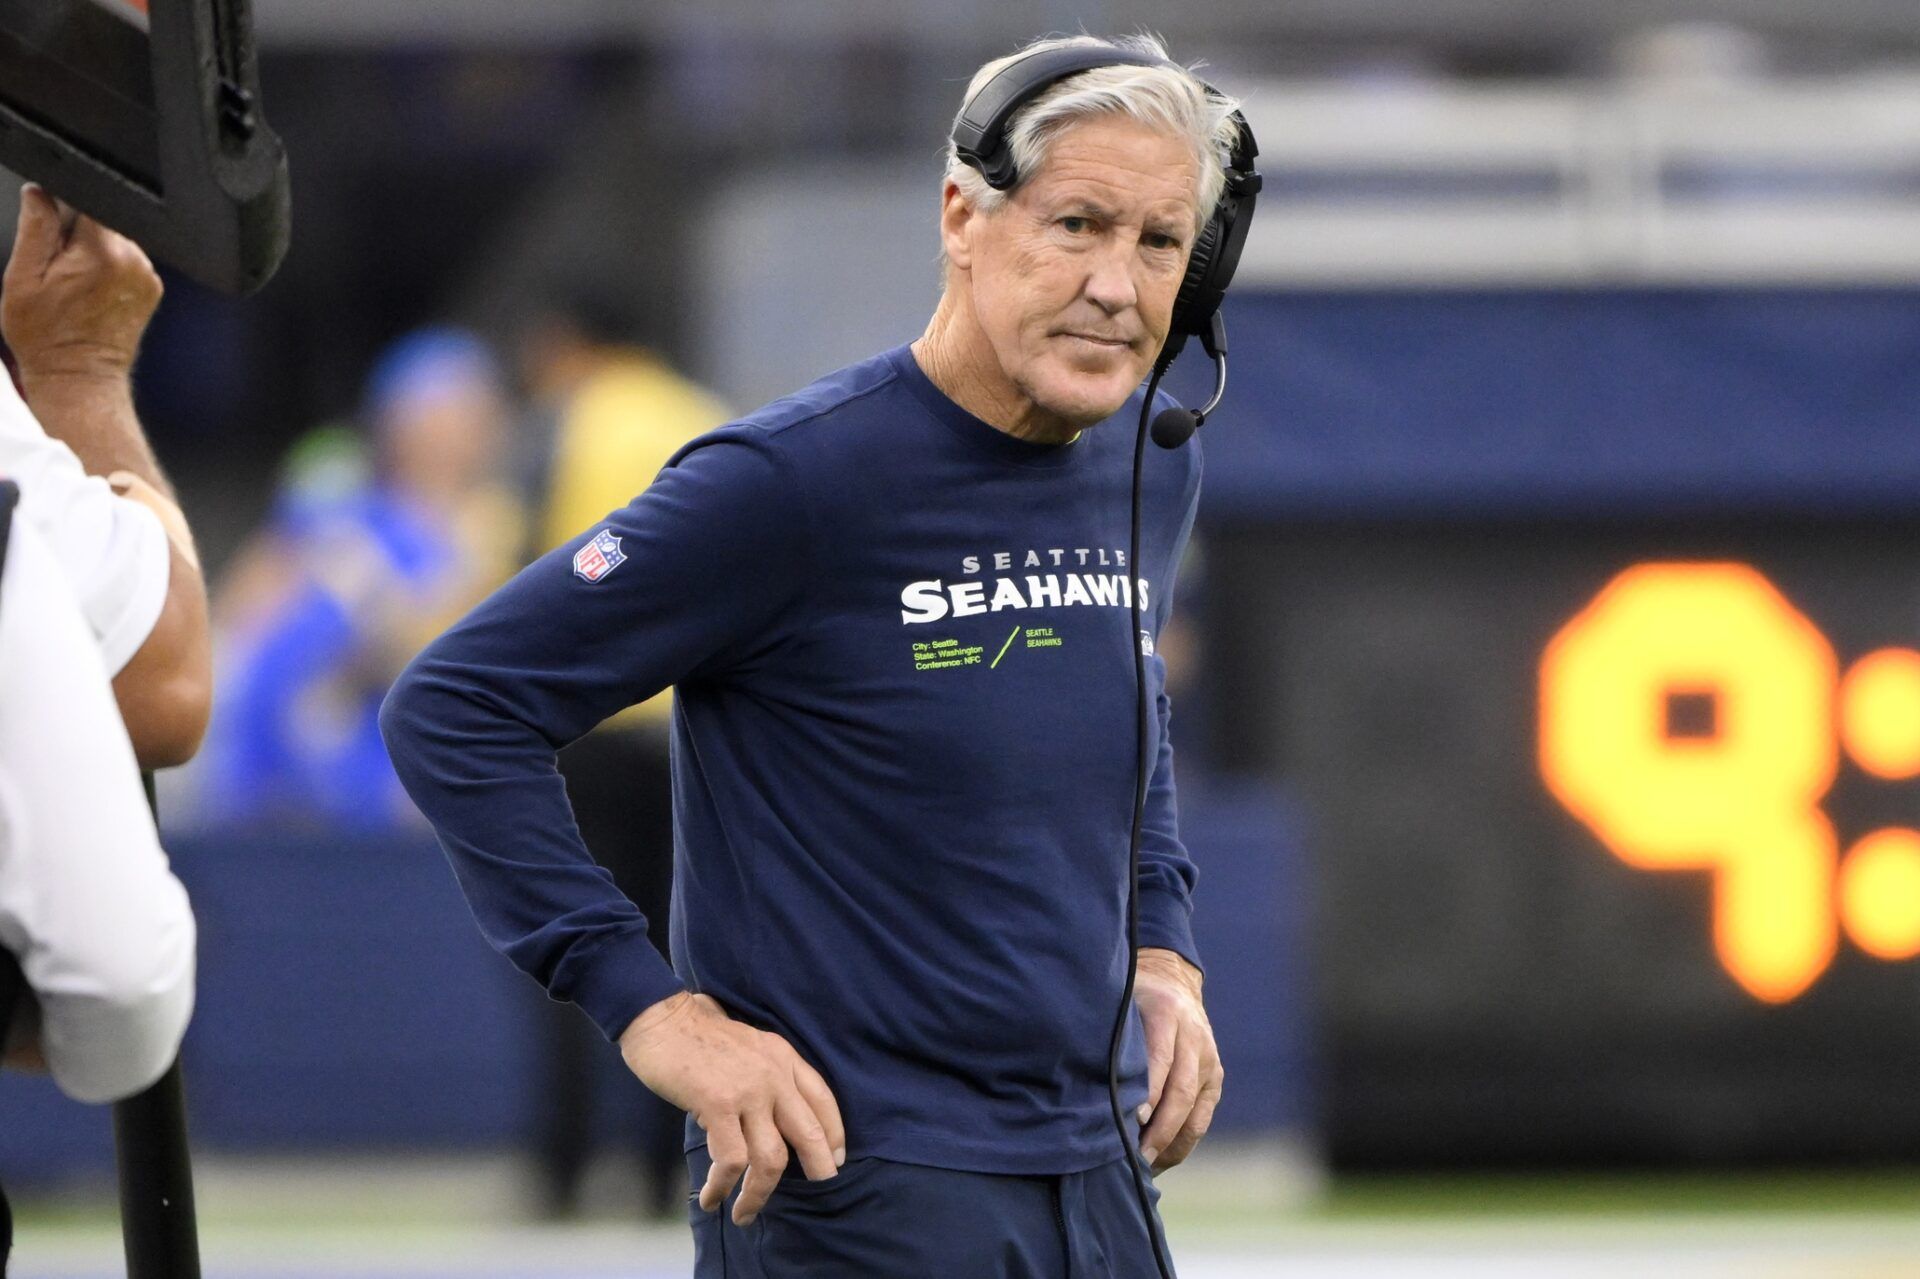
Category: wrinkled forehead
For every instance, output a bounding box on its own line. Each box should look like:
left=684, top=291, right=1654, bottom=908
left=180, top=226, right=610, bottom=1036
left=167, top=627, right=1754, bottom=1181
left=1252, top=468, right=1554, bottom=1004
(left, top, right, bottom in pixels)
left=1021, top=114, right=1205, bottom=222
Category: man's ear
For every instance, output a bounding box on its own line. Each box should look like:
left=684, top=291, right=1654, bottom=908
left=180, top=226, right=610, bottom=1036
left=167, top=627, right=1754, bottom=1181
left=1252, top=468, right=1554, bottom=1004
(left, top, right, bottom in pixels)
left=939, top=181, right=977, bottom=273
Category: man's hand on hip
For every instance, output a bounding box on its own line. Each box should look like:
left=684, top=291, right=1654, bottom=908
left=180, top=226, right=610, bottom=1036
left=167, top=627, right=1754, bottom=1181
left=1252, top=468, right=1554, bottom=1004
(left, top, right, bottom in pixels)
left=1134, top=946, right=1223, bottom=1173
left=619, top=991, right=846, bottom=1226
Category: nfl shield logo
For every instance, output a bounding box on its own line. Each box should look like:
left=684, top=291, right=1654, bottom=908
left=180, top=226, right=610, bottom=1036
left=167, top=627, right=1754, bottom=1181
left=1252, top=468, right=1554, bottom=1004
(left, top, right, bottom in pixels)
left=572, top=528, right=627, bottom=583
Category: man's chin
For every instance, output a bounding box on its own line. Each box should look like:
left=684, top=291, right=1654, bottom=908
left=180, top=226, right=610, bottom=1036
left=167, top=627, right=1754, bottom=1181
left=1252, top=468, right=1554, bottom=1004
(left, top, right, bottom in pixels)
left=1029, top=368, right=1143, bottom=428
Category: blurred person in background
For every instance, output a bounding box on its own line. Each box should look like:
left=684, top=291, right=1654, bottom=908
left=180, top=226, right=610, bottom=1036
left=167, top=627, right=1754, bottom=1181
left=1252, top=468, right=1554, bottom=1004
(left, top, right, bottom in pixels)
left=384, top=34, right=1226, bottom=1276
left=513, top=286, right=730, bottom=1219
left=185, top=329, right=521, bottom=830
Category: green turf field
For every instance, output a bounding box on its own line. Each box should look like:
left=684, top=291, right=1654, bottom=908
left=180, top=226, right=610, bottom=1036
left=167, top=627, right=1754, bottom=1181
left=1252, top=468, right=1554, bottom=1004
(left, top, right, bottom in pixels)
left=12, top=1152, right=1920, bottom=1278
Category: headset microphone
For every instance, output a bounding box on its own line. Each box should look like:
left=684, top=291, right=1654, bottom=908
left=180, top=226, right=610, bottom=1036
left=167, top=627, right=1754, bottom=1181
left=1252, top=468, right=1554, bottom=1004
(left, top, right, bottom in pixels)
left=1150, top=313, right=1230, bottom=450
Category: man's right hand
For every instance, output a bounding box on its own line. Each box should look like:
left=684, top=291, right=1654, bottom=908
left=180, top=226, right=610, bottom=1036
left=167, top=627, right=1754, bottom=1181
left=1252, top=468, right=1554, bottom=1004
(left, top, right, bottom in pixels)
left=619, top=991, right=845, bottom=1226
left=2, top=184, right=163, bottom=385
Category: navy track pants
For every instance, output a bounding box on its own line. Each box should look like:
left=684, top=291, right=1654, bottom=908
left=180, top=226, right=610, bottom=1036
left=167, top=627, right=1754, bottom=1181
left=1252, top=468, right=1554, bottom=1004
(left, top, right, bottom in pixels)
left=687, top=1146, right=1175, bottom=1278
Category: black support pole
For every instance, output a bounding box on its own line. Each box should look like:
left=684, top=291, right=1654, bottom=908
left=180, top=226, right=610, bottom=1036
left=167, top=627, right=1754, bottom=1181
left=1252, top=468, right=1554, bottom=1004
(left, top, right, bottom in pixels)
left=112, top=773, right=201, bottom=1279
left=112, top=1062, right=201, bottom=1279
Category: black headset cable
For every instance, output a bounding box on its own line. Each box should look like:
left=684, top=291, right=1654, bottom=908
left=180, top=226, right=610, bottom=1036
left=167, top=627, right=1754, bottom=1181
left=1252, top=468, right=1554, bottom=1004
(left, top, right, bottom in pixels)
left=1106, top=354, right=1180, bottom=1279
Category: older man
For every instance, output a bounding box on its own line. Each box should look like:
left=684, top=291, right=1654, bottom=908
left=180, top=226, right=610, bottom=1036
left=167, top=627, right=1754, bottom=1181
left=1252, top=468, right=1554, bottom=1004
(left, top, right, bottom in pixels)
left=383, top=33, right=1233, bottom=1277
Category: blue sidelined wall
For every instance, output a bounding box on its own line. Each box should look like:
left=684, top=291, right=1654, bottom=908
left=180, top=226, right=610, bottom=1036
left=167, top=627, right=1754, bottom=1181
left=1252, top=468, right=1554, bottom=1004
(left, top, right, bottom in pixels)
left=0, top=830, right=532, bottom=1182
left=0, top=787, right=1306, bottom=1181
left=1165, top=289, right=1920, bottom=520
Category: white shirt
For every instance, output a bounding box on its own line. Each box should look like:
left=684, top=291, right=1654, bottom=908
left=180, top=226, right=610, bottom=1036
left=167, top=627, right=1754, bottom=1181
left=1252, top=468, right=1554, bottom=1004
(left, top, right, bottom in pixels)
left=0, top=373, right=169, bottom=675
left=0, top=504, right=196, bottom=1104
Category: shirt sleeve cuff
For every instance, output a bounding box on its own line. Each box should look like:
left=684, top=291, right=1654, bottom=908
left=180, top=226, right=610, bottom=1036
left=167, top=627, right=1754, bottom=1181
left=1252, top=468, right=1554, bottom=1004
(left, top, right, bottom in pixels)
left=564, top=929, right=688, bottom=1042
left=1137, top=884, right=1204, bottom=976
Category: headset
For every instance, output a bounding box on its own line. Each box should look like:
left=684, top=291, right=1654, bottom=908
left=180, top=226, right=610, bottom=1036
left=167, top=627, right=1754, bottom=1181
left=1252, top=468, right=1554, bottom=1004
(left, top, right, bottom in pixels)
left=951, top=43, right=1262, bottom=449
left=952, top=44, right=1261, bottom=1279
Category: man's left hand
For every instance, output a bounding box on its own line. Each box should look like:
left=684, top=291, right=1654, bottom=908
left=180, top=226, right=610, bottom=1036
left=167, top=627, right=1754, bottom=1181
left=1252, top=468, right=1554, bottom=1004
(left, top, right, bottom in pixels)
left=1133, top=946, right=1222, bottom=1173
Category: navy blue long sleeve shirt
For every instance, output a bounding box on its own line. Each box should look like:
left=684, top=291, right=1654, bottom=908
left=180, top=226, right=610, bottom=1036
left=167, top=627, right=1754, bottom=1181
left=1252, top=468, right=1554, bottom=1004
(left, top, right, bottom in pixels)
left=380, top=345, right=1201, bottom=1174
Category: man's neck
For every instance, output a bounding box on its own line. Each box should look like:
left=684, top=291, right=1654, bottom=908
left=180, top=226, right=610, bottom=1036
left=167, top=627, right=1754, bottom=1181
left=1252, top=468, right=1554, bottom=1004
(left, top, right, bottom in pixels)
left=912, top=302, right=1079, bottom=446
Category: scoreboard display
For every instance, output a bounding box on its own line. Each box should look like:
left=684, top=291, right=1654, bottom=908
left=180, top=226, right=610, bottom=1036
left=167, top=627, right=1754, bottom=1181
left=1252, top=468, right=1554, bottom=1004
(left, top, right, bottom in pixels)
left=1210, top=520, right=1920, bottom=1169
left=1543, top=560, right=1920, bottom=1005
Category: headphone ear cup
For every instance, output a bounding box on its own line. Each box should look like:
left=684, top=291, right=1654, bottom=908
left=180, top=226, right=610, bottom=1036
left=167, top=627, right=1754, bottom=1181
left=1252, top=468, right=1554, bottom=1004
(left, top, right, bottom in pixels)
left=1171, top=214, right=1224, bottom=338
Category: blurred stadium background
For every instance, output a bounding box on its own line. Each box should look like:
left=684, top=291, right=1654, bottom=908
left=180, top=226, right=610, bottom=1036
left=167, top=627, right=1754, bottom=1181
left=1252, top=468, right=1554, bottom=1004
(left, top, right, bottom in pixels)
left=9, top=0, right=1920, bottom=1274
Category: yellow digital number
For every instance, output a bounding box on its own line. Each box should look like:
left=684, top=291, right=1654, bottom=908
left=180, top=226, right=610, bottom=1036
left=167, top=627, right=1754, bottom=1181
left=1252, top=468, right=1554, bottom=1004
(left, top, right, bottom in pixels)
left=1540, top=564, right=1839, bottom=1003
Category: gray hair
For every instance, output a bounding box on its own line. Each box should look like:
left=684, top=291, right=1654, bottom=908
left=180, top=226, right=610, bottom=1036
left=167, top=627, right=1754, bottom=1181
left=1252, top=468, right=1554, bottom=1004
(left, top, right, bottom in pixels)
left=945, top=33, right=1241, bottom=235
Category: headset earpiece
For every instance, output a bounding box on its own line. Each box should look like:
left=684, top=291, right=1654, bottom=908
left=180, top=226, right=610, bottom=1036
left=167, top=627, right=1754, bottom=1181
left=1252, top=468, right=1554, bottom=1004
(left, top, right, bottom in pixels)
left=1172, top=217, right=1223, bottom=337
left=1167, top=110, right=1261, bottom=350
